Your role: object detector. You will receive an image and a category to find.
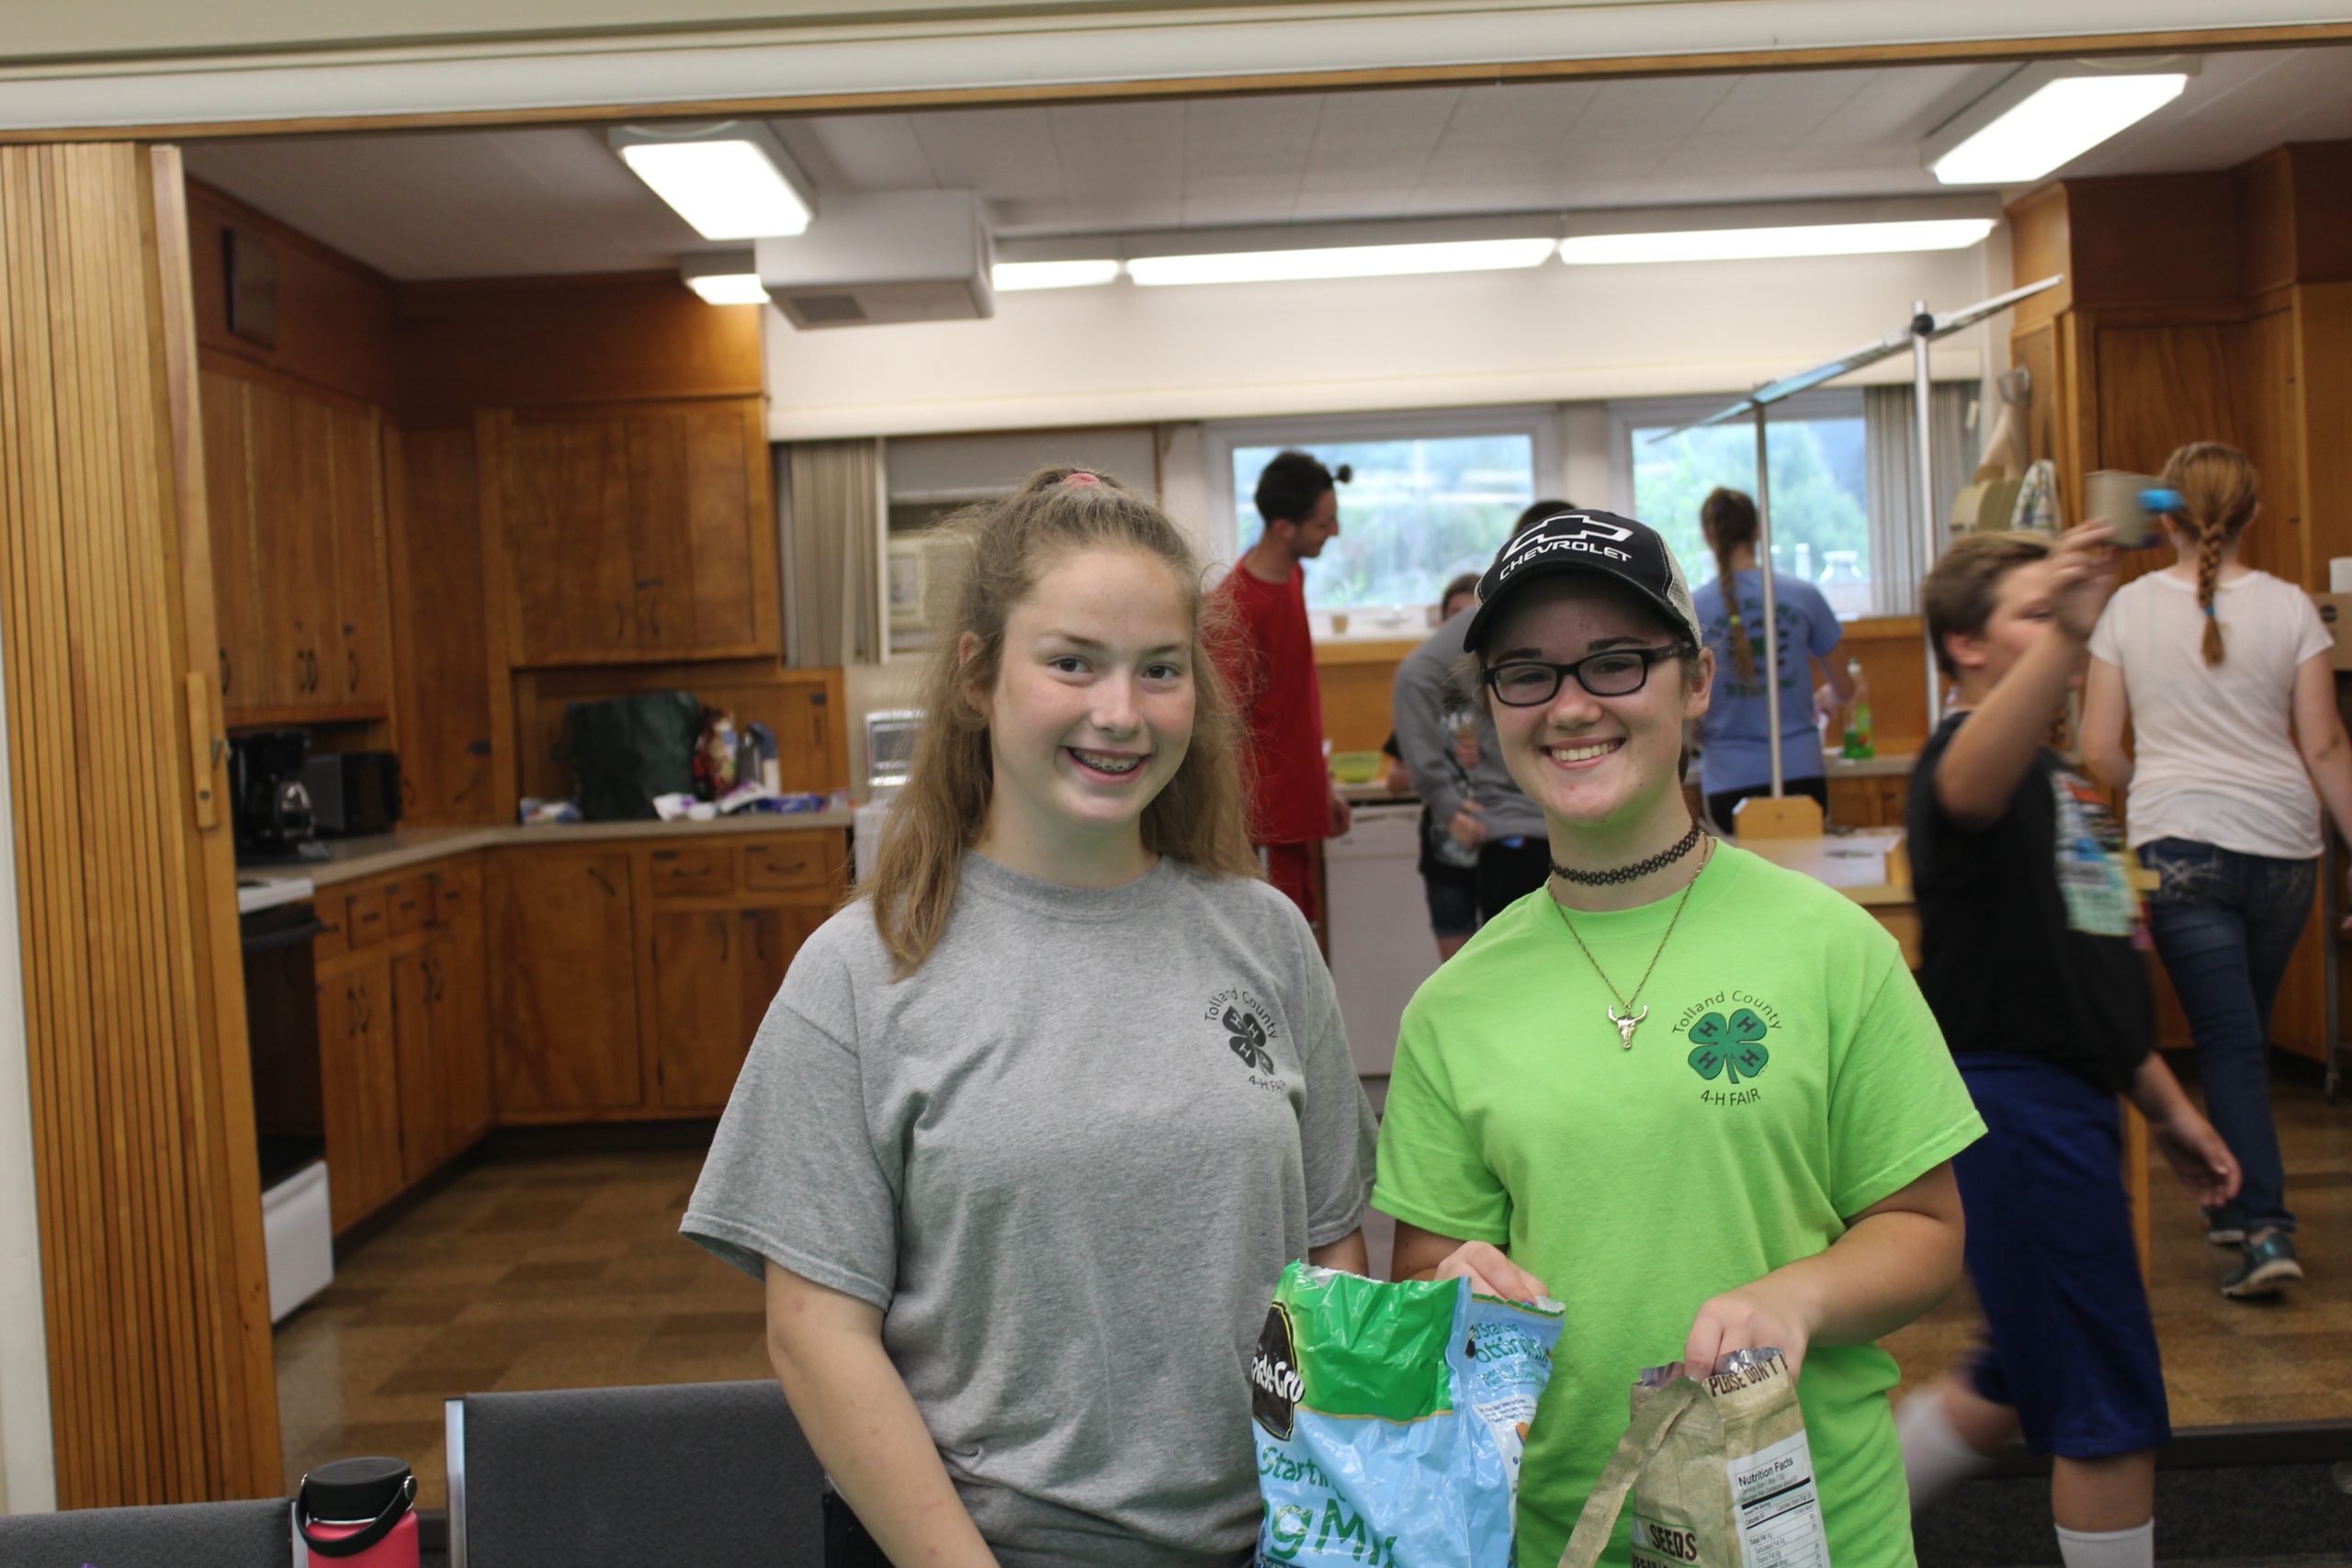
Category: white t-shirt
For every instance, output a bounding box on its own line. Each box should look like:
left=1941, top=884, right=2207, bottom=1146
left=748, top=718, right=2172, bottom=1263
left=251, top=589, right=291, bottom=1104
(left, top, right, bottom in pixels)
left=2088, top=569, right=2334, bottom=857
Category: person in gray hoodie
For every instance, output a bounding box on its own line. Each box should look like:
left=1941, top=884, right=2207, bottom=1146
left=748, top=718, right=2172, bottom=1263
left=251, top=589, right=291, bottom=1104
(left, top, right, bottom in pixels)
left=1391, top=502, right=1570, bottom=939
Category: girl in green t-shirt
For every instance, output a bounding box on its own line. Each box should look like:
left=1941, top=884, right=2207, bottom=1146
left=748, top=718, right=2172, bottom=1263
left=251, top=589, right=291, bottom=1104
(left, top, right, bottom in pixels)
left=1373, top=509, right=1984, bottom=1568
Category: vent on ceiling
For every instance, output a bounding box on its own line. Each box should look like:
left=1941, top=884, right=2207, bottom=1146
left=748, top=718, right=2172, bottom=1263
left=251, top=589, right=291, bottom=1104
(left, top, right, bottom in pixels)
left=758, top=191, right=994, bottom=331
left=785, top=292, right=866, bottom=325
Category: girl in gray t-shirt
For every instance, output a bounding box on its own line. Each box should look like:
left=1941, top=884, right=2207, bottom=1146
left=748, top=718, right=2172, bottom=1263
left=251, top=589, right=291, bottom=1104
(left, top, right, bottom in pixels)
left=683, top=467, right=1378, bottom=1568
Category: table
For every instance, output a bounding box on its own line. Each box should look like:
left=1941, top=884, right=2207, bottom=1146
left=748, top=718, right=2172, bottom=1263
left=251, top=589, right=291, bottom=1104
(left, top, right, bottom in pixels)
left=1734, top=828, right=1918, bottom=966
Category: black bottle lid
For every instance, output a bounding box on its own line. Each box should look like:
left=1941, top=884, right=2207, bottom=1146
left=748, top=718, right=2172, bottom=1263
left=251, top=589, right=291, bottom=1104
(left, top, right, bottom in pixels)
left=300, top=1456, right=413, bottom=1523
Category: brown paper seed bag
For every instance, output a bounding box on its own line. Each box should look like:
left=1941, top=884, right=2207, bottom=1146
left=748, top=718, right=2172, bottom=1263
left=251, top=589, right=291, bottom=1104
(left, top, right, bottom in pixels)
left=1555, top=1350, right=1830, bottom=1568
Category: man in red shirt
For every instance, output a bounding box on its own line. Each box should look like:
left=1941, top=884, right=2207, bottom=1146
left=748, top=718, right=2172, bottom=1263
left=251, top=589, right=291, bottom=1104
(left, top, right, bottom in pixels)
left=1216, top=449, right=1352, bottom=925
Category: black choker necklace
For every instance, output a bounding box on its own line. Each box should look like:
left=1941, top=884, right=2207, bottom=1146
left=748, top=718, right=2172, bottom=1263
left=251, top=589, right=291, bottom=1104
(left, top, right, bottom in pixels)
left=1550, top=823, right=1707, bottom=887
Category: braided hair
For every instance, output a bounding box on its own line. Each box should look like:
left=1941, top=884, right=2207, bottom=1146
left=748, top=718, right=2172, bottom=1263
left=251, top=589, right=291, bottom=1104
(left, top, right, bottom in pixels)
left=2157, top=442, right=2259, bottom=666
left=1701, top=487, right=1760, bottom=684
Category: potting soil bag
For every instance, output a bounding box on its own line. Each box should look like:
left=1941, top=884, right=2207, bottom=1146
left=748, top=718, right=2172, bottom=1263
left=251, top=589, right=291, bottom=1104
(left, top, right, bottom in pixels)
left=1252, top=1261, right=1563, bottom=1567
left=1556, top=1349, right=1829, bottom=1568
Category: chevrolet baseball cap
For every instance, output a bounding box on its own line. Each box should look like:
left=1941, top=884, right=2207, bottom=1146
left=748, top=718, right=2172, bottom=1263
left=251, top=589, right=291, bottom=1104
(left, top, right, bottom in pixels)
left=1461, top=508, right=1703, bottom=656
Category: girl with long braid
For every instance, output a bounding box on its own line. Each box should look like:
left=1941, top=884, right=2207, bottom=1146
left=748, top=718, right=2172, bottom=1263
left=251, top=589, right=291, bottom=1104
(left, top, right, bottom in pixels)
left=1689, top=487, right=1854, bottom=829
left=2080, top=441, right=2352, bottom=1297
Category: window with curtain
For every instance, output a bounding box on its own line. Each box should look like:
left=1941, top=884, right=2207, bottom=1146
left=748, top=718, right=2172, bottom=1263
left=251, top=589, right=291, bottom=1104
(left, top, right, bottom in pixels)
left=1609, top=383, right=1976, bottom=619
left=781, top=438, right=882, bottom=666
left=1206, top=409, right=1555, bottom=613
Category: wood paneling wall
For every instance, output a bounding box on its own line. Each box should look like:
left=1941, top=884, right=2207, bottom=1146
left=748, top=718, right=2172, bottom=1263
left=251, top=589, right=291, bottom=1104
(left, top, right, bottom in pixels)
left=2005, top=141, right=2352, bottom=1065
left=186, top=180, right=398, bottom=407
left=0, top=143, right=277, bottom=1506
left=396, top=275, right=762, bottom=412
left=511, top=660, right=848, bottom=806
left=385, top=420, right=496, bottom=823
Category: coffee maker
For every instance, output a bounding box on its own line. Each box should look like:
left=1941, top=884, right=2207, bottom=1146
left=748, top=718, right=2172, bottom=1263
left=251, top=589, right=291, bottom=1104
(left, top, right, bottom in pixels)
left=230, top=730, right=328, bottom=863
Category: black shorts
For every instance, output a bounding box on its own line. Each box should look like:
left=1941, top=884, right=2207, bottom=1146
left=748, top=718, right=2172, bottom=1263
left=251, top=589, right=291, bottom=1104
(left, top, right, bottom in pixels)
left=1422, top=865, right=1480, bottom=939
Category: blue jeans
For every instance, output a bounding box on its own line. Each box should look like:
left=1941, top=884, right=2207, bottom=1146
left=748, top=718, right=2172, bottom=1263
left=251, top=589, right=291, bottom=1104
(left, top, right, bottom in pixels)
left=2137, top=837, right=2315, bottom=1235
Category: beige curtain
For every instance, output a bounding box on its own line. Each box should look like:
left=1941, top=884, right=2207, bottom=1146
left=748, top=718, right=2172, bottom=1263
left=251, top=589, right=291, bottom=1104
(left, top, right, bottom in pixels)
left=1864, top=382, right=1973, bottom=616
left=783, top=438, right=882, bottom=666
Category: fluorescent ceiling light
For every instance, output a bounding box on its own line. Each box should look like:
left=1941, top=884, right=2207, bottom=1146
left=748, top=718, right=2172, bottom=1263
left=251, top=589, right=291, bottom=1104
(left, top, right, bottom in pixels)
left=991, top=259, right=1122, bottom=291
left=1128, top=237, right=1554, bottom=287
left=1560, top=219, right=1996, bottom=265
left=680, top=250, right=769, bottom=305
left=1931, top=74, right=2187, bottom=185
left=684, top=272, right=771, bottom=306
left=611, top=122, right=814, bottom=241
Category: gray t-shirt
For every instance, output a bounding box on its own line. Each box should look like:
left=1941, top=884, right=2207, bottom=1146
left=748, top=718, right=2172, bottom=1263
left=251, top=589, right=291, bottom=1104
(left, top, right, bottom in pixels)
left=1392, top=603, right=1547, bottom=842
left=682, top=852, right=1377, bottom=1567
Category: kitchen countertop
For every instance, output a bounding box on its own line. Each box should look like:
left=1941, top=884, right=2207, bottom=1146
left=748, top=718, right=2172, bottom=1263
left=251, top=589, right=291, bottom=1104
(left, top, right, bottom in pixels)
left=241, top=809, right=854, bottom=890
left=1340, top=750, right=1917, bottom=805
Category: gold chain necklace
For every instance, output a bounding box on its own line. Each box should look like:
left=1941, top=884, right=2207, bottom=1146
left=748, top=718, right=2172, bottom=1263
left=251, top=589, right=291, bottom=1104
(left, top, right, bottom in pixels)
left=1555, top=836, right=1713, bottom=1048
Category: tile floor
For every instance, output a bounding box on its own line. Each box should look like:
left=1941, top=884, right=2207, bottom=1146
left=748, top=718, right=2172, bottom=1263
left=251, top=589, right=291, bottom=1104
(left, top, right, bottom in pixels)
left=277, top=1075, right=2352, bottom=1509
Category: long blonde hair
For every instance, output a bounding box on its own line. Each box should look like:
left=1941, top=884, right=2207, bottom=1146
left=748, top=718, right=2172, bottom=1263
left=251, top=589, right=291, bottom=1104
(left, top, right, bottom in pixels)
left=862, top=467, right=1258, bottom=977
left=2159, top=441, right=2259, bottom=666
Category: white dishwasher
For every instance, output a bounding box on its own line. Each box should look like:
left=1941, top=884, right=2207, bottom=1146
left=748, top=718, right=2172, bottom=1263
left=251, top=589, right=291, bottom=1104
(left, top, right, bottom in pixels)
left=1322, top=804, right=1441, bottom=1077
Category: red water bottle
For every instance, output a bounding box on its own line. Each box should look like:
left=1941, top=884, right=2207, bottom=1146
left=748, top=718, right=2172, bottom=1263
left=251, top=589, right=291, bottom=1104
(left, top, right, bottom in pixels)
left=294, top=1456, right=419, bottom=1568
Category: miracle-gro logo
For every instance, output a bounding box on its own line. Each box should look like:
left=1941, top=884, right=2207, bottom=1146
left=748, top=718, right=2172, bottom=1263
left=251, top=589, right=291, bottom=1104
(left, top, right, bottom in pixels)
left=1251, top=1350, right=1305, bottom=1404
left=1253, top=1302, right=1303, bottom=1438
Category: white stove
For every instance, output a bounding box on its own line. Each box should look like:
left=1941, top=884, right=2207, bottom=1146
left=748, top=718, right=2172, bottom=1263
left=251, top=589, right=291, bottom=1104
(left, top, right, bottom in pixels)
left=235, top=873, right=314, bottom=916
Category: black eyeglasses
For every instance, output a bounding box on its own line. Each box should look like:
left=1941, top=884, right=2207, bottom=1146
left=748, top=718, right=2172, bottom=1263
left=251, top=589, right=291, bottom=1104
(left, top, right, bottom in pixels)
left=1482, top=644, right=1689, bottom=706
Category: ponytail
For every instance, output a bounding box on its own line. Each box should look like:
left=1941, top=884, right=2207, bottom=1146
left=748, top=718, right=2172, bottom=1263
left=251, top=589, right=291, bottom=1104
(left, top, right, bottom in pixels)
left=2158, top=441, right=2258, bottom=667
left=1701, top=487, right=1760, bottom=685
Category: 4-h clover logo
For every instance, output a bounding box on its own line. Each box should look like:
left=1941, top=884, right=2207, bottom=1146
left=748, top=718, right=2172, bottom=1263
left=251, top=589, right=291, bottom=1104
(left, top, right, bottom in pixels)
left=1225, top=1006, right=1274, bottom=1072
left=1687, top=1009, right=1770, bottom=1083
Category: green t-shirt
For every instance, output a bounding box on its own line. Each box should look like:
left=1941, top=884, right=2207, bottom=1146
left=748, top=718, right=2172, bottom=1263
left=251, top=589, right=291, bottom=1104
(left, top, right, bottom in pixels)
left=1373, top=844, right=1984, bottom=1568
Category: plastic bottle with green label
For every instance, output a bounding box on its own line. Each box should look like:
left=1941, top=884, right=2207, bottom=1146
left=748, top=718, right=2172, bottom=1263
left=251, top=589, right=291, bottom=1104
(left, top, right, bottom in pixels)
left=1841, top=657, right=1875, bottom=760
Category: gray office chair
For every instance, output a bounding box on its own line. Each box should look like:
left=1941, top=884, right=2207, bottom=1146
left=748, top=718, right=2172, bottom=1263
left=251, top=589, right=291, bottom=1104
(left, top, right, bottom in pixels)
left=0, top=1496, right=293, bottom=1568
left=446, top=1379, right=824, bottom=1568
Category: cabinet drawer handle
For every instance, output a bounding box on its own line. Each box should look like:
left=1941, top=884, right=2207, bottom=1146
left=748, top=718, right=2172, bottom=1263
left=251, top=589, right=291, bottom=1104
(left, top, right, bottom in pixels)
left=347, top=649, right=359, bottom=693
left=220, top=648, right=232, bottom=695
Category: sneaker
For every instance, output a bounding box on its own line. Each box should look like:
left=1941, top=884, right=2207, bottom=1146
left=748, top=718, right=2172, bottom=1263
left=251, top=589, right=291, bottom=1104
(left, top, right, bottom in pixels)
left=2222, top=1232, right=2303, bottom=1299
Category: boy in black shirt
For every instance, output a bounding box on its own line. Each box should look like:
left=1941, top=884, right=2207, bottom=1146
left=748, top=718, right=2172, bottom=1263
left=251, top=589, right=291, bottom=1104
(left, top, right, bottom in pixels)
left=1895, top=527, right=2238, bottom=1568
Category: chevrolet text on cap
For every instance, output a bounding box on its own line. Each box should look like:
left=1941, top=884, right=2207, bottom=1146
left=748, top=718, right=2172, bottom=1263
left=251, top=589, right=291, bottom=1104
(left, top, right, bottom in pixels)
left=1462, top=509, right=1702, bottom=655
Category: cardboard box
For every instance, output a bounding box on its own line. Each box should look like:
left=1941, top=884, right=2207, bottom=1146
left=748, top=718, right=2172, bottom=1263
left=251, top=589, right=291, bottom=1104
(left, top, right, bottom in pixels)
left=2314, top=593, right=2352, bottom=671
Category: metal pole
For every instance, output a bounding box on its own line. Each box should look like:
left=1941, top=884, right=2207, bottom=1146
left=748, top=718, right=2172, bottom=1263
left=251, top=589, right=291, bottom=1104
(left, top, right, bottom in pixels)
left=1913, top=301, right=1942, bottom=731
left=1755, top=402, right=1783, bottom=795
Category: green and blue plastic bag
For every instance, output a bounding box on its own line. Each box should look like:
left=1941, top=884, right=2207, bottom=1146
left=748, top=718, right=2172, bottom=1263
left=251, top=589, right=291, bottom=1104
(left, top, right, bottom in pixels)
left=1252, top=1262, right=1563, bottom=1567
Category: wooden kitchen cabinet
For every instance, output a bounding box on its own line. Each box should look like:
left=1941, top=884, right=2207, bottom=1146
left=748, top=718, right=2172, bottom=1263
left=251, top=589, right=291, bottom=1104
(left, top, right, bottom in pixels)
left=490, top=829, right=846, bottom=1118
left=489, top=847, right=645, bottom=1114
left=1826, top=773, right=1911, bottom=829
left=390, top=948, right=439, bottom=1183
left=318, top=956, right=401, bottom=1233
left=436, top=920, right=493, bottom=1148
left=488, top=399, right=778, bottom=668
left=199, top=355, right=395, bottom=724
left=391, top=927, right=491, bottom=1183
left=328, top=401, right=393, bottom=709
left=314, top=852, right=491, bottom=1231
left=199, top=366, right=266, bottom=708
left=649, top=899, right=820, bottom=1111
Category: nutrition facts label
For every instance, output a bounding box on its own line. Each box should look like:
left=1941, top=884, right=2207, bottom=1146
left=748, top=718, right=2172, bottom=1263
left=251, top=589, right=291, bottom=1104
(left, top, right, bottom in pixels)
left=1724, top=1429, right=1829, bottom=1568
